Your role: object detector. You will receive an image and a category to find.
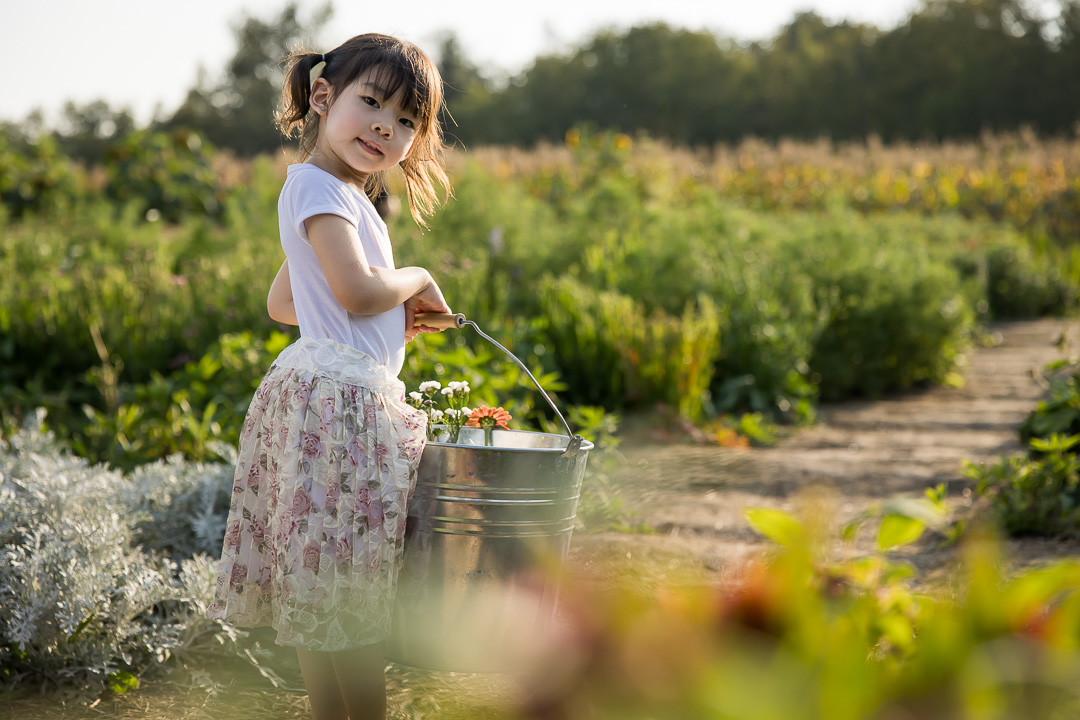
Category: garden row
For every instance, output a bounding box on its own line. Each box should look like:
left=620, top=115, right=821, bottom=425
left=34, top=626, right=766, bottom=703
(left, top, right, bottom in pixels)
left=2, top=131, right=1074, bottom=469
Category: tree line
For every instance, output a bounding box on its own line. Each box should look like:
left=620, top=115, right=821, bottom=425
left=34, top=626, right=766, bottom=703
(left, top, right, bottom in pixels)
left=15, top=0, right=1080, bottom=161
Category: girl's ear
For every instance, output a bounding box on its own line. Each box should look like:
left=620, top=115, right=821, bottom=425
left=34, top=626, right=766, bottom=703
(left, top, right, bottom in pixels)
left=310, top=78, right=332, bottom=117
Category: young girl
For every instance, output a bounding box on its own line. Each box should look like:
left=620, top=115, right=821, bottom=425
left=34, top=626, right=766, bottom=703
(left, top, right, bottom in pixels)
left=206, top=33, right=452, bottom=720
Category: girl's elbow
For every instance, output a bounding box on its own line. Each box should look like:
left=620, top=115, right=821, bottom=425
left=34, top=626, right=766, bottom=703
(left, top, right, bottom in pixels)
left=330, top=274, right=386, bottom=315
left=267, top=297, right=295, bottom=324
left=337, top=294, right=383, bottom=316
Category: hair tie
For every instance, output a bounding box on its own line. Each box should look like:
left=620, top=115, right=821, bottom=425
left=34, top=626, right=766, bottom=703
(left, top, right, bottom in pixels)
left=309, top=54, right=327, bottom=88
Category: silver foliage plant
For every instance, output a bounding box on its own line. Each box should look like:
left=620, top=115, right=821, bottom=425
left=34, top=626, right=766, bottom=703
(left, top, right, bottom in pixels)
left=0, top=411, right=264, bottom=702
left=123, top=442, right=235, bottom=562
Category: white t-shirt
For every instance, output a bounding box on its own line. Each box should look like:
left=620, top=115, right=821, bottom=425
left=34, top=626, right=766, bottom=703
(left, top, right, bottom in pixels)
left=278, top=163, right=406, bottom=376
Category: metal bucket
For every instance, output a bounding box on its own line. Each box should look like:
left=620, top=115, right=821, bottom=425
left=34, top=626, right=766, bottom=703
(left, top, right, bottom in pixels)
left=385, top=426, right=592, bottom=672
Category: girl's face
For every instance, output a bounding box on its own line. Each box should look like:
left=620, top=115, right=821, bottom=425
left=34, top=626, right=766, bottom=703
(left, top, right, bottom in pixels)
left=310, top=66, right=419, bottom=185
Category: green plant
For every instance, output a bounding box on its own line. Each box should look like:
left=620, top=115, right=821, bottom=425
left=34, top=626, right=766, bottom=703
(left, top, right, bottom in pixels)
left=516, top=502, right=1080, bottom=719
left=538, top=275, right=721, bottom=419
left=64, top=331, right=292, bottom=471
left=804, top=223, right=975, bottom=400
left=735, top=412, right=780, bottom=447
left=0, top=128, right=82, bottom=218
left=1020, top=371, right=1080, bottom=449
left=966, top=434, right=1080, bottom=538
left=103, top=129, right=224, bottom=223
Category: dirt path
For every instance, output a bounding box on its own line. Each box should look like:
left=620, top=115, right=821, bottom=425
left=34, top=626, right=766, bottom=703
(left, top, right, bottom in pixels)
left=571, top=318, right=1080, bottom=580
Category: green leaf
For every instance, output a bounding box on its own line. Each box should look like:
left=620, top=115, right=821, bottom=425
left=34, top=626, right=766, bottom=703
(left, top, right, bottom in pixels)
left=879, top=497, right=947, bottom=530
left=877, top=515, right=925, bottom=550
left=744, top=507, right=803, bottom=546
left=107, top=671, right=138, bottom=695
left=1030, top=434, right=1080, bottom=454
left=1032, top=408, right=1080, bottom=437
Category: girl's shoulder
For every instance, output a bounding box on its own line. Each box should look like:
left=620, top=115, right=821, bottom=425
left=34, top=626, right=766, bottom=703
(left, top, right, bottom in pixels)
left=280, top=164, right=387, bottom=236
left=287, top=166, right=380, bottom=213
left=284, top=163, right=361, bottom=200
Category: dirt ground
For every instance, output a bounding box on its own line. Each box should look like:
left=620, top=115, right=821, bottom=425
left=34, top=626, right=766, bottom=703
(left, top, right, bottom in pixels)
left=570, top=317, right=1080, bottom=583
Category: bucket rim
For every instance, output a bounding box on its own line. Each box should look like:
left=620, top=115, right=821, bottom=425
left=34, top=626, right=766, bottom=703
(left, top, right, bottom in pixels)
left=424, top=426, right=594, bottom=453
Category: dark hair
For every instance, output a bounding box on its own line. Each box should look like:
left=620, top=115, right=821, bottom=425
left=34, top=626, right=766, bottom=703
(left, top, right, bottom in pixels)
left=277, top=33, right=450, bottom=226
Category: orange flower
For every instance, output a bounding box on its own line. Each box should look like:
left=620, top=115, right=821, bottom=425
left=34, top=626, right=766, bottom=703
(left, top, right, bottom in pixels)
left=466, top=406, right=512, bottom=430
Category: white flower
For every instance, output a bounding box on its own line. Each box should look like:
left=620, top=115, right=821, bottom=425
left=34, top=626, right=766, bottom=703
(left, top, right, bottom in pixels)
left=460, top=407, right=473, bottom=417
left=448, top=381, right=461, bottom=391
left=444, top=408, right=459, bottom=419
left=429, top=409, right=444, bottom=422
left=419, top=381, right=441, bottom=393
left=441, top=387, right=454, bottom=396
left=409, top=392, right=423, bottom=401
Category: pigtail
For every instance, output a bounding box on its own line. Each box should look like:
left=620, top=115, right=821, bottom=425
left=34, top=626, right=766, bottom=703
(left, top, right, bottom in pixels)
left=276, top=51, right=327, bottom=156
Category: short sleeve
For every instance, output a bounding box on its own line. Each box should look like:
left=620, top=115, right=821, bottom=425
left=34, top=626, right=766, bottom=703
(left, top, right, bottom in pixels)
left=283, top=167, right=363, bottom=245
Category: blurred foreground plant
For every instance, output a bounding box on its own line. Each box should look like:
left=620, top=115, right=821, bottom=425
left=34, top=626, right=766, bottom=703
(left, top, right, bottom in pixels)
left=515, top=498, right=1080, bottom=720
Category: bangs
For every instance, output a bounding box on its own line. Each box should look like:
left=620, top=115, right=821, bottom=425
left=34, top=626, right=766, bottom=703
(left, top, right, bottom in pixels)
left=345, top=47, right=439, bottom=129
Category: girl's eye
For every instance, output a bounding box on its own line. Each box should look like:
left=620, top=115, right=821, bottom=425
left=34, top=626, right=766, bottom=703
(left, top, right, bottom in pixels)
left=399, top=118, right=415, bottom=129
left=362, top=96, right=379, bottom=107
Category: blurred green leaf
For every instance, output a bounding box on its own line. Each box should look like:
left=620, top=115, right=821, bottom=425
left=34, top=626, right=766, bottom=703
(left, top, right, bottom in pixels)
left=745, top=507, right=803, bottom=546
left=877, top=515, right=925, bottom=550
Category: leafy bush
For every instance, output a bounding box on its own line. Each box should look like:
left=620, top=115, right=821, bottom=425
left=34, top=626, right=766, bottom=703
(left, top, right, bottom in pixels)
left=0, top=414, right=249, bottom=702
left=538, top=275, right=721, bottom=419
left=103, top=129, right=224, bottom=223
left=0, top=128, right=82, bottom=218
left=807, top=231, right=974, bottom=400
left=0, top=202, right=282, bottom=392
left=124, top=453, right=235, bottom=563
left=69, top=331, right=293, bottom=471
left=949, top=239, right=1075, bottom=319
left=967, top=434, right=1080, bottom=539
left=1019, top=370, right=1080, bottom=448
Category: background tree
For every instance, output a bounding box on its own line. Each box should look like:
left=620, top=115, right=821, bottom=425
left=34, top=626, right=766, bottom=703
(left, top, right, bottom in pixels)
left=444, top=0, right=1079, bottom=147
left=52, top=101, right=137, bottom=165
left=433, top=33, right=491, bottom=148
left=17, top=0, right=1080, bottom=155
left=159, top=2, right=330, bottom=155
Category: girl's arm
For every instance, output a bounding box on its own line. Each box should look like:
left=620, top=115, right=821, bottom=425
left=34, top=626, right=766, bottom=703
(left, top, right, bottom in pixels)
left=306, top=214, right=449, bottom=321
left=267, top=260, right=299, bottom=325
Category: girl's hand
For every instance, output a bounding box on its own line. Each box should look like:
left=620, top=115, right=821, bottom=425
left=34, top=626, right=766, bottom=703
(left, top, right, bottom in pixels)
left=404, top=275, right=450, bottom=343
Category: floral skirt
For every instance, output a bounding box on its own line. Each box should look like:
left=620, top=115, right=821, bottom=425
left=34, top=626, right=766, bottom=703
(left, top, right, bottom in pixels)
left=205, top=337, right=427, bottom=651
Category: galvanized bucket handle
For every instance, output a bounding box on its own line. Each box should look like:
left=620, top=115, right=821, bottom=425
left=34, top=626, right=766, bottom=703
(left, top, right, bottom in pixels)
left=414, top=312, right=581, bottom=446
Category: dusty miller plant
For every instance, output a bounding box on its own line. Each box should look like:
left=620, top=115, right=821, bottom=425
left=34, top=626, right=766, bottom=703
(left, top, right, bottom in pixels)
left=0, top=411, right=274, bottom=702
left=122, top=445, right=235, bottom=562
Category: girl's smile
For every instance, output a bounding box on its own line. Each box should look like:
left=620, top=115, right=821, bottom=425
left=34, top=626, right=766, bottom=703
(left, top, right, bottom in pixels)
left=357, top=137, right=384, bottom=156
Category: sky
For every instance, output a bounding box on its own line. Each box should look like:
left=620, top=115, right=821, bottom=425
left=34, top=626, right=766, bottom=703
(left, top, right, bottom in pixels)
left=0, top=0, right=1061, bottom=125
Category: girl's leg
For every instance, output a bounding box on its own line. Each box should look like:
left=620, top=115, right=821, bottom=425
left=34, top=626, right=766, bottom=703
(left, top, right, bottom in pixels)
left=297, top=648, right=348, bottom=720
left=330, top=642, right=387, bottom=720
